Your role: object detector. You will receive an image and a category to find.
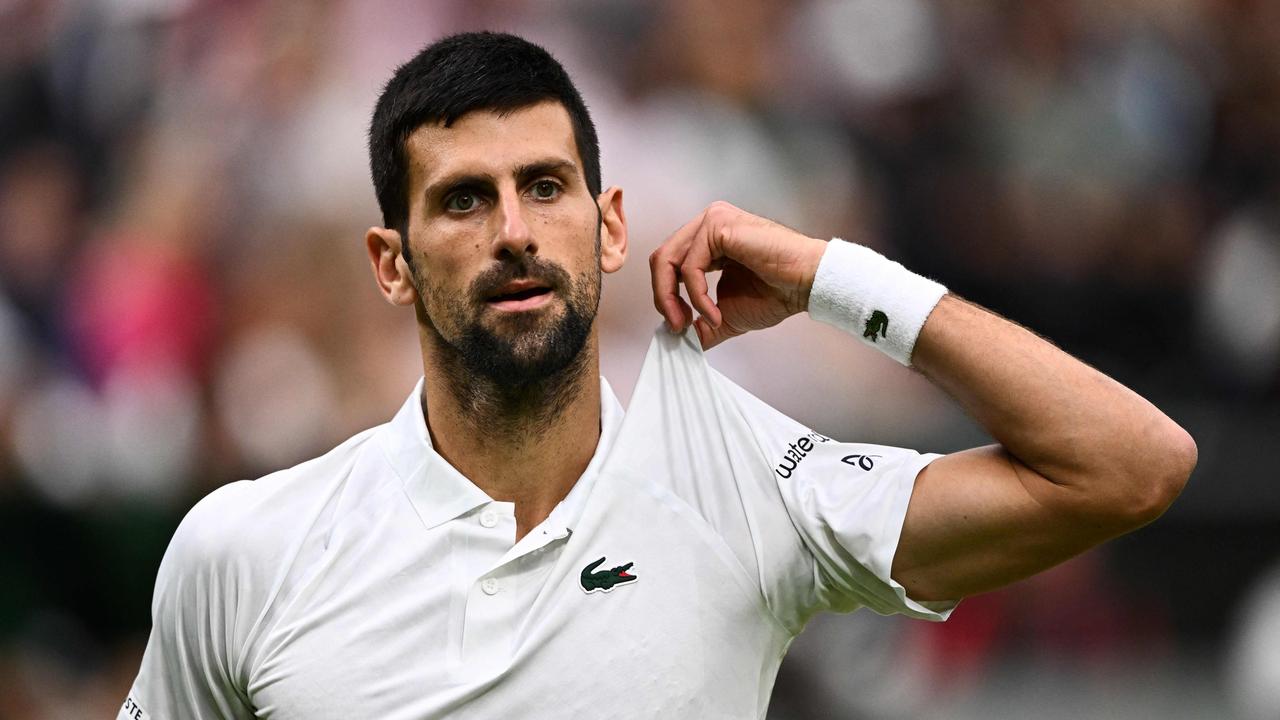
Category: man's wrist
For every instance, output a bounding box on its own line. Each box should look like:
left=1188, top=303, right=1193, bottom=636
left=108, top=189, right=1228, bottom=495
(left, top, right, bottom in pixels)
left=796, top=235, right=828, bottom=313
left=807, top=239, right=948, bottom=366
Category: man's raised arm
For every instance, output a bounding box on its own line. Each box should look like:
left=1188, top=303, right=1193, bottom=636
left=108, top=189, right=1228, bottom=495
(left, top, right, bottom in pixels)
left=649, top=201, right=1196, bottom=604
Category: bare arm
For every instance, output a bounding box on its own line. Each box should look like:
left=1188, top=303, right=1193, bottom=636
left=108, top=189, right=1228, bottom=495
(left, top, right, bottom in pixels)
left=892, top=294, right=1195, bottom=600
left=650, top=201, right=1197, bottom=603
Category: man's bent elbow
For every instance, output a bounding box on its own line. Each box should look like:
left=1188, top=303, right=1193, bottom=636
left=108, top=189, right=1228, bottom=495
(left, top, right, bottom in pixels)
left=1158, top=423, right=1197, bottom=509
left=1120, top=421, right=1197, bottom=527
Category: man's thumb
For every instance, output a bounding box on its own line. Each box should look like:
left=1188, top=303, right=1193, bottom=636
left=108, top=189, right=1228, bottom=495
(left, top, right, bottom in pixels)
left=694, top=316, right=742, bottom=350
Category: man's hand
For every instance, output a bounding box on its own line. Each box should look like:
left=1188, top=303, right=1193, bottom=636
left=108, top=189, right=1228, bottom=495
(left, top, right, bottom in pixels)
left=650, top=202, right=829, bottom=349
left=651, top=202, right=1194, bottom=605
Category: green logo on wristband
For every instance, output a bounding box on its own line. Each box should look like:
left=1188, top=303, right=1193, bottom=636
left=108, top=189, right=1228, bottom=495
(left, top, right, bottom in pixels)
left=864, top=310, right=889, bottom=342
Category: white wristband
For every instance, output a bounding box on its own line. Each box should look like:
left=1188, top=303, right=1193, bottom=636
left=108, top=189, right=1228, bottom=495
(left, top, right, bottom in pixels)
left=807, top=239, right=947, bottom=366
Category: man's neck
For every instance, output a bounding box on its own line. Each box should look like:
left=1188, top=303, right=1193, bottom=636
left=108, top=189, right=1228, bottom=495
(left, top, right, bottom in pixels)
left=420, top=335, right=603, bottom=542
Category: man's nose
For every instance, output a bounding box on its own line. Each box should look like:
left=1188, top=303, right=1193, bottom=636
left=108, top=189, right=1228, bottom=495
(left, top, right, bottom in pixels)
left=493, top=189, right=536, bottom=259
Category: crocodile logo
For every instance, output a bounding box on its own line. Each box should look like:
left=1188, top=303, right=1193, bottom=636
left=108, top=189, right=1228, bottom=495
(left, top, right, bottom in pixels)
left=864, top=310, right=889, bottom=342
left=580, top=557, right=637, bottom=594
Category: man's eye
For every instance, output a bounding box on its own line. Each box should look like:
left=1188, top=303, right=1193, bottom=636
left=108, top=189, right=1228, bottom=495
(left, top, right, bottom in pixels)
left=531, top=180, right=559, bottom=199
left=446, top=192, right=477, bottom=212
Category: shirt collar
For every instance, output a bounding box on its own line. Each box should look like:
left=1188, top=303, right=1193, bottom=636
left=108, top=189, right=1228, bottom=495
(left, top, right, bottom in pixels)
left=381, top=376, right=624, bottom=532
left=541, top=376, right=623, bottom=536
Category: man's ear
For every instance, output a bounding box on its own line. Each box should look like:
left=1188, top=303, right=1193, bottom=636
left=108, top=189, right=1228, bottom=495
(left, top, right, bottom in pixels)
left=597, top=186, right=628, bottom=274
left=365, top=226, right=419, bottom=306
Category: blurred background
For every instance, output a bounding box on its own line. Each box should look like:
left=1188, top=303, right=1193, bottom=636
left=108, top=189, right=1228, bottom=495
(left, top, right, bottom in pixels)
left=1, top=0, right=1278, bottom=717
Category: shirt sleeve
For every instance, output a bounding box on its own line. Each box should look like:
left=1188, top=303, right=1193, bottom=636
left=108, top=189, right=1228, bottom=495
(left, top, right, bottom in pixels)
left=712, top=369, right=958, bottom=623
left=621, top=327, right=957, bottom=632
left=118, top=483, right=258, bottom=720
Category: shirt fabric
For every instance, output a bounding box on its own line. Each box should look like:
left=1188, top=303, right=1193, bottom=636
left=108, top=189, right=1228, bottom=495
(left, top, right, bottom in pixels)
left=119, top=327, right=955, bottom=720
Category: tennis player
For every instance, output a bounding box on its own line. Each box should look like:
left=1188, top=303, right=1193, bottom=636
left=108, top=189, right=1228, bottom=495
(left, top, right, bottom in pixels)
left=118, top=32, right=1195, bottom=719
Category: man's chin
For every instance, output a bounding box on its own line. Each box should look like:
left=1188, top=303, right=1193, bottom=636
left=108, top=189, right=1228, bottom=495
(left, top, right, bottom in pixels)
left=472, top=322, right=592, bottom=389
left=473, top=344, right=583, bottom=389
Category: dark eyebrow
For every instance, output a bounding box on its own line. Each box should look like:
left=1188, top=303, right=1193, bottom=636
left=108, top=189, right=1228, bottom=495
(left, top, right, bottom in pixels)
left=422, top=159, right=580, bottom=203
left=513, top=159, right=579, bottom=183
left=424, top=172, right=494, bottom=202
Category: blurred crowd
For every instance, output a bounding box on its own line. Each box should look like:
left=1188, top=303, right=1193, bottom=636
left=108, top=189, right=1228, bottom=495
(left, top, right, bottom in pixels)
left=1, top=0, right=1279, bottom=718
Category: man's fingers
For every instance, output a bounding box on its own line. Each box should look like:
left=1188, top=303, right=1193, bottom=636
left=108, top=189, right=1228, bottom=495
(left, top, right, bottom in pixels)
left=650, top=254, right=692, bottom=331
left=694, top=315, right=743, bottom=351
left=650, top=214, right=705, bottom=331
left=693, top=317, right=717, bottom=350
left=681, top=263, right=719, bottom=329
left=681, top=217, right=723, bottom=328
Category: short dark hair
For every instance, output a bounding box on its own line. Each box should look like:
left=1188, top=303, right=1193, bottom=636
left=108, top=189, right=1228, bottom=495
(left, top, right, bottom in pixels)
left=368, top=32, right=602, bottom=233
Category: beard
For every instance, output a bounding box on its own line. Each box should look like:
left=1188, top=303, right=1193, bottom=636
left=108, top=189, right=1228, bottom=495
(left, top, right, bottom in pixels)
left=409, top=236, right=602, bottom=431
left=448, top=255, right=599, bottom=390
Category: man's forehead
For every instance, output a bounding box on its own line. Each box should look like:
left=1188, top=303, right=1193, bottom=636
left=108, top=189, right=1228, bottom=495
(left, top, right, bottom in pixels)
left=406, top=101, right=582, bottom=185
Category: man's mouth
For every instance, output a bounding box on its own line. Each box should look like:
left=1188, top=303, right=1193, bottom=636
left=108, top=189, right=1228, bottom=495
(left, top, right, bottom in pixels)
left=486, top=280, right=554, bottom=311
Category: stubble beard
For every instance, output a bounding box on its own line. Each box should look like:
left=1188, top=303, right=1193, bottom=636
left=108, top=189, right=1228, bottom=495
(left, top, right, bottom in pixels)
left=412, top=243, right=601, bottom=443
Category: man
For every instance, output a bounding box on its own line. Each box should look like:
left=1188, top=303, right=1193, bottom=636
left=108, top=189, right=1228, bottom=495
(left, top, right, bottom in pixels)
left=119, top=32, right=1195, bottom=719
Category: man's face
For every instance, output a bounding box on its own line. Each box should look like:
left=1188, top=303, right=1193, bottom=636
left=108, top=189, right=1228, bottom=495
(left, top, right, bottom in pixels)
left=400, top=101, right=604, bottom=388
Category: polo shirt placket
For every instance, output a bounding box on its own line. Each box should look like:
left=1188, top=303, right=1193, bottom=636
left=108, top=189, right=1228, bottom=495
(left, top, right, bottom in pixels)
left=398, top=380, right=623, bottom=684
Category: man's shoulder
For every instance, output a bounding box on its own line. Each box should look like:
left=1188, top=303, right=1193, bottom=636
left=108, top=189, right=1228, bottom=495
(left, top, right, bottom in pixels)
left=165, top=424, right=385, bottom=578
left=619, top=328, right=810, bottom=463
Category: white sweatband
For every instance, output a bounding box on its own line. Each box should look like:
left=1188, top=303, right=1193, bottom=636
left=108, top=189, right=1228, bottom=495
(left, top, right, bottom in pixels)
left=808, top=239, right=947, bottom=366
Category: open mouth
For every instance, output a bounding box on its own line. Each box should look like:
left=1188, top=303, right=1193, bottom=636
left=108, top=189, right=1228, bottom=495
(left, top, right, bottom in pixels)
left=491, top=286, right=550, bottom=302
left=486, top=282, right=553, bottom=311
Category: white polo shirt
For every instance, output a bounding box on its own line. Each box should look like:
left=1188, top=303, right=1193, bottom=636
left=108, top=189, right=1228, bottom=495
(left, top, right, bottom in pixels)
left=120, top=328, right=954, bottom=720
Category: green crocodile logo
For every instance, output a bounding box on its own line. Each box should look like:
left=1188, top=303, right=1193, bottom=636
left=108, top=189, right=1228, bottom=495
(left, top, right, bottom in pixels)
left=864, top=310, right=889, bottom=342
left=580, top=557, right=637, bottom=594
